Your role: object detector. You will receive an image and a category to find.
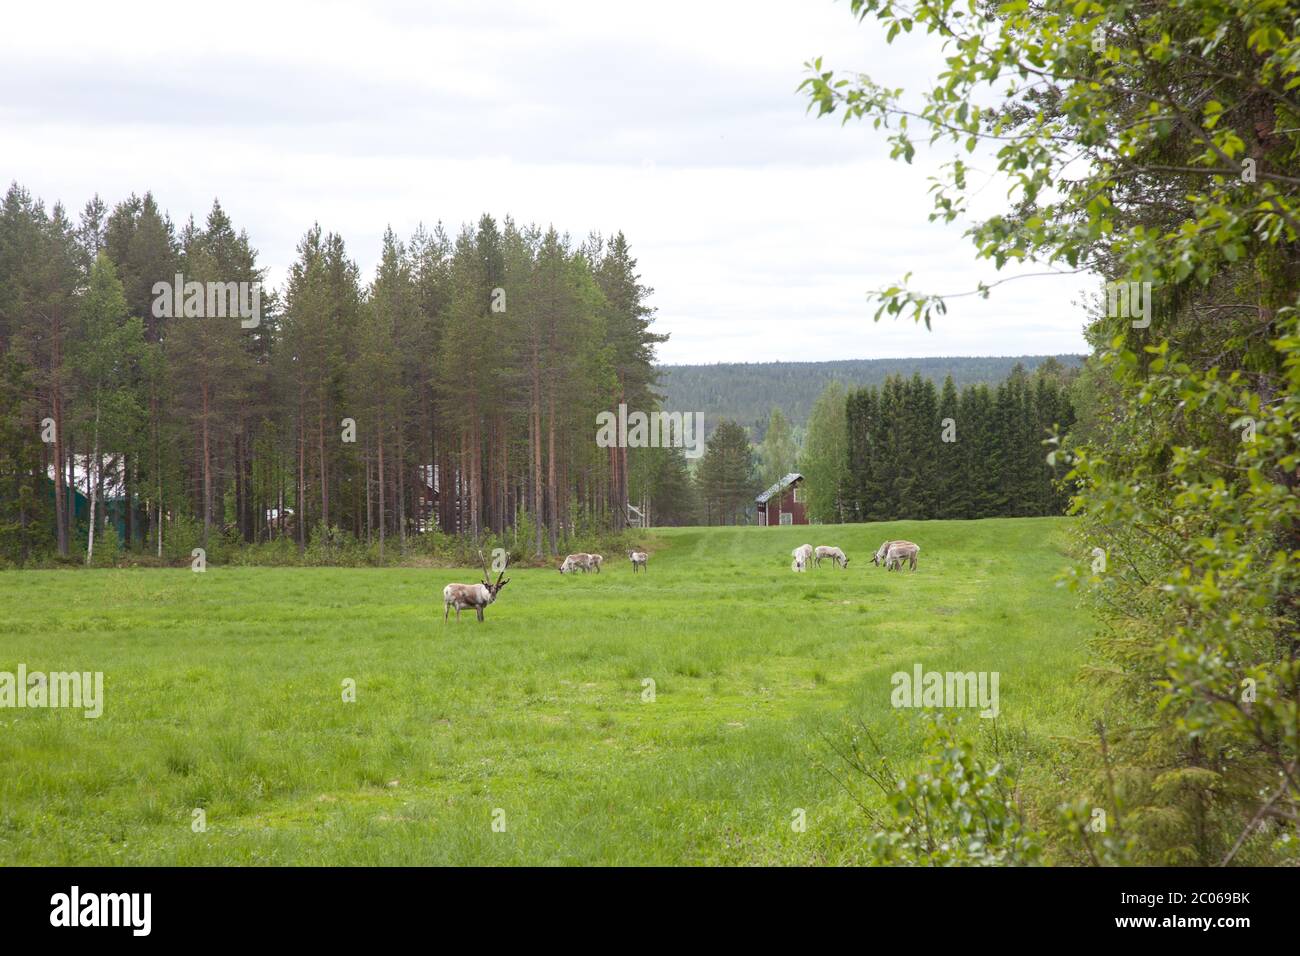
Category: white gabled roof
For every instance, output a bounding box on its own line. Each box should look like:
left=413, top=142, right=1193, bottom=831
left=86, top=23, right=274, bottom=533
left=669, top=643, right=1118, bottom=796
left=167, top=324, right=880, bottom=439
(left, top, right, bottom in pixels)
left=47, top=455, right=125, bottom=499
left=756, top=472, right=803, bottom=505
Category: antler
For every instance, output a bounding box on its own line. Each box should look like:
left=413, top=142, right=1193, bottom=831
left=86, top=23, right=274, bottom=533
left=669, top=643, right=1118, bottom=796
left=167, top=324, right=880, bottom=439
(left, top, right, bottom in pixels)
left=477, top=549, right=491, bottom=584
left=493, top=551, right=509, bottom=587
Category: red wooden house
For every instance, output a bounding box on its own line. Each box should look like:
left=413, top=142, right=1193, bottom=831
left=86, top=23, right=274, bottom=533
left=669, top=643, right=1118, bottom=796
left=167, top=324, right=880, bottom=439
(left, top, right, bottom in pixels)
left=755, top=473, right=807, bottom=525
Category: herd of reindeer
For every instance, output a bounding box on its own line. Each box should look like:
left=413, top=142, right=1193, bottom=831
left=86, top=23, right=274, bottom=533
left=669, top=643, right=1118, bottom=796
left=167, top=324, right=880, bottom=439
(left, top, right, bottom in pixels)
left=441, top=539, right=920, bottom=622
left=789, top=538, right=920, bottom=573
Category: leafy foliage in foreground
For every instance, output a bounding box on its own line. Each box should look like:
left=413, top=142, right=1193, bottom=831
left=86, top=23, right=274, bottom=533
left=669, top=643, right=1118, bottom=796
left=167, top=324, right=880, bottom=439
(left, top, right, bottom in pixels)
left=805, top=0, right=1300, bottom=863
left=827, top=715, right=1042, bottom=866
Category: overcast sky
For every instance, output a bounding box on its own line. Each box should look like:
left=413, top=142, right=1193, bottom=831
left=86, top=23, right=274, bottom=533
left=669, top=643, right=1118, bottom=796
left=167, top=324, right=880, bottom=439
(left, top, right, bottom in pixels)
left=2, top=0, right=1093, bottom=364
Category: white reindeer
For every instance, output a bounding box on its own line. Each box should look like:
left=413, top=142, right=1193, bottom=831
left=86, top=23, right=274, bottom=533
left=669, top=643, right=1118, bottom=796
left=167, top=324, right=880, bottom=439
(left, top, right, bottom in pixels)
left=629, top=550, right=648, bottom=573
left=814, top=546, right=849, bottom=569
left=559, top=552, right=603, bottom=573
left=885, top=541, right=920, bottom=572
left=443, top=552, right=511, bottom=622
left=791, top=543, right=814, bottom=572
left=872, top=539, right=914, bottom=567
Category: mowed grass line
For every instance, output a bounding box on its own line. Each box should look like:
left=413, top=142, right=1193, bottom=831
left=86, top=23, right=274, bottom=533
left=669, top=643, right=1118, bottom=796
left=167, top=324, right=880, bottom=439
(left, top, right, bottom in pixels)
left=0, top=517, right=1091, bottom=865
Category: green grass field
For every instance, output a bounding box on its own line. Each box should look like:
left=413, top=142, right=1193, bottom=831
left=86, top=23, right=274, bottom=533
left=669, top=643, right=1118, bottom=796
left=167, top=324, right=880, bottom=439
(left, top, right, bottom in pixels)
left=0, top=518, right=1092, bottom=865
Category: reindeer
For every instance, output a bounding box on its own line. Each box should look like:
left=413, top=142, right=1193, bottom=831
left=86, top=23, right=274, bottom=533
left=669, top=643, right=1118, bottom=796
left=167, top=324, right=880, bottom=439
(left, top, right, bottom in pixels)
left=559, top=554, right=586, bottom=574
left=791, top=543, right=813, bottom=572
left=872, top=539, right=914, bottom=567
left=629, top=550, right=648, bottom=573
left=559, top=552, right=603, bottom=573
left=814, top=545, right=849, bottom=569
left=443, top=551, right=511, bottom=622
left=885, top=541, right=920, bottom=572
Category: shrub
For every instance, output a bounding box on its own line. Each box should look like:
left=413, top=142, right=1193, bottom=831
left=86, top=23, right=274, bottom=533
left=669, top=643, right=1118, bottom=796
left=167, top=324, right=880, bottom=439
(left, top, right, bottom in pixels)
left=827, top=714, right=1042, bottom=866
left=89, top=524, right=120, bottom=568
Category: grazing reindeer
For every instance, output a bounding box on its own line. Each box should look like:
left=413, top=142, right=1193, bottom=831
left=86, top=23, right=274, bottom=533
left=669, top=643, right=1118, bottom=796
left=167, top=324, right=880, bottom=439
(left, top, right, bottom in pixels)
left=443, top=552, right=511, bottom=622
left=629, top=550, right=648, bottom=573
left=885, top=541, right=920, bottom=572
left=872, top=539, right=914, bottom=567
left=814, top=545, right=849, bottom=569
left=559, top=552, right=603, bottom=573
left=791, top=543, right=813, bottom=572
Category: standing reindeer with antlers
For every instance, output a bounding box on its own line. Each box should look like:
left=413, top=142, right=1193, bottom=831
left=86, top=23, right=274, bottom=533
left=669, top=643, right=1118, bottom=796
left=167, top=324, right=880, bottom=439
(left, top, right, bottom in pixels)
left=442, top=551, right=511, bottom=622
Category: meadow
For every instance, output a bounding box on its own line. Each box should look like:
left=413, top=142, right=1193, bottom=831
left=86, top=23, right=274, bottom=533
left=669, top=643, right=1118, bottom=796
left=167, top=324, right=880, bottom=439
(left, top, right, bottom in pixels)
left=0, top=518, right=1094, bottom=865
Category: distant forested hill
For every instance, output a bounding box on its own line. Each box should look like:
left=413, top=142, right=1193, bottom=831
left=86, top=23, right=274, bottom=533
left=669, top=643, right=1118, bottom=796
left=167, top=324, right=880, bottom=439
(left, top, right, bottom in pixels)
left=655, top=355, right=1084, bottom=434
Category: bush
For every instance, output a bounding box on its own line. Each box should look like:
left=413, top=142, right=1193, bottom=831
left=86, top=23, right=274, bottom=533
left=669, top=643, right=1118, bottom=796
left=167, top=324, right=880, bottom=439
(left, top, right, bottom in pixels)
left=162, top=514, right=204, bottom=566
left=89, top=524, right=120, bottom=568
left=227, top=536, right=300, bottom=567
left=827, top=714, right=1042, bottom=867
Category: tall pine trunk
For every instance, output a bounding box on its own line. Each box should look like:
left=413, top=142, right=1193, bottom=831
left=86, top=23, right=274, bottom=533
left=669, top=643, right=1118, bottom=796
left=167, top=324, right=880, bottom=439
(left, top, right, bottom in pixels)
left=377, top=411, right=385, bottom=561
left=546, top=387, right=557, bottom=555
left=531, top=364, right=543, bottom=556
left=317, top=400, right=328, bottom=532
left=52, top=391, right=68, bottom=556
left=297, top=390, right=306, bottom=550
left=201, top=381, right=212, bottom=541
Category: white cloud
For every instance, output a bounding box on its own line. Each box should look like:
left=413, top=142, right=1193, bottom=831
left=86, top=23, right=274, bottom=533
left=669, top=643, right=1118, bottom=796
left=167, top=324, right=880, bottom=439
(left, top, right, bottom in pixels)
left=0, top=0, right=1092, bottom=363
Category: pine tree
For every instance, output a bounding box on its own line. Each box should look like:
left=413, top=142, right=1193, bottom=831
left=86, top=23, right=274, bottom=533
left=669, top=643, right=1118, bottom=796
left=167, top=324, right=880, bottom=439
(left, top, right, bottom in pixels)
left=2, top=187, right=671, bottom=556
left=354, top=228, right=413, bottom=557
left=0, top=354, right=50, bottom=563
left=595, top=232, right=666, bottom=530
left=697, top=420, right=756, bottom=525
left=936, top=375, right=961, bottom=518
left=4, top=189, right=81, bottom=556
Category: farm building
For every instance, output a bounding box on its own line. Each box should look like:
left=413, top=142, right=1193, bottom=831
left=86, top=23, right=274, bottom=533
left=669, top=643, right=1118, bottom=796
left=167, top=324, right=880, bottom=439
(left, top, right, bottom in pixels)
left=755, top=473, right=807, bottom=525
left=44, top=456, right=130, bottom=542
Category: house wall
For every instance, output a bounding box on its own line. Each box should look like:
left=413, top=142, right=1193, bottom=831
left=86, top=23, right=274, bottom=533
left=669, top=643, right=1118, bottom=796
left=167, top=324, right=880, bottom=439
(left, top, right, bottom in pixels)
left=41, top=478, right=130, bottom=543
left=759, top=483, right=808, bottom=525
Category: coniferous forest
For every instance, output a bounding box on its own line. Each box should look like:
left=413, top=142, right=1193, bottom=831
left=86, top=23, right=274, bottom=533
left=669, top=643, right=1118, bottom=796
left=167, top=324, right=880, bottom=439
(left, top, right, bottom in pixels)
left=659, top=353, right=1083, bottom=433
left=0, top=185, right=675, bottom=565
left=841, top=366, right=1076, bottom=522
left=0, top=184, right=1081, bottom=564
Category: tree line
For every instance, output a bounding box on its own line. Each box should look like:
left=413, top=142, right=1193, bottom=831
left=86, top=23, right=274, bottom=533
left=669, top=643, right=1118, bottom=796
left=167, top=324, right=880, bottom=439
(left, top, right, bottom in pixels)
left=658, top=353, right=1083, bottom=435
left=0, top=179, right=1083, bottom=564
left=839, top=365, right=1076, bottom=522
left=0, top=184, right=678, bottom=565
left=686, top=362, right=1077, bottom=526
